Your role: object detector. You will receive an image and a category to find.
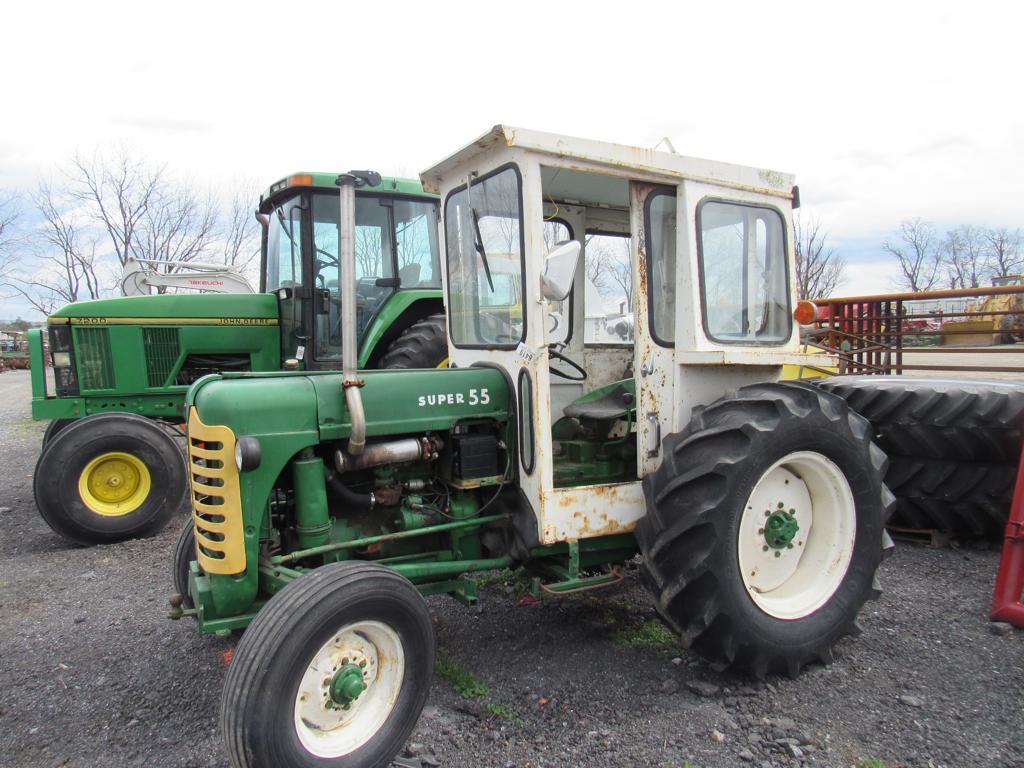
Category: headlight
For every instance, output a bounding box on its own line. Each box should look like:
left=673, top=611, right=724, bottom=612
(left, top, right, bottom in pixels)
left=48, top=325, right=79, bottom=397
left=234, top=437, right=262, bottom=472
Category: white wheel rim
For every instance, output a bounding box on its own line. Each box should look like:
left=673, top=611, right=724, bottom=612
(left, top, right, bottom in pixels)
left=293, top=620, right=405, bottom=758
left=737, top=451, right=856, bottom=620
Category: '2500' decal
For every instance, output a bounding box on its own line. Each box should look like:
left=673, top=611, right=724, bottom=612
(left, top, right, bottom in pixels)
left=417, top=388, right=490, bottom=407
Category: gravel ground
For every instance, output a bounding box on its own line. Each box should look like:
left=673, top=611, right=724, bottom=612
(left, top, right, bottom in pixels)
left=1, top=368, right=1023, bottom=768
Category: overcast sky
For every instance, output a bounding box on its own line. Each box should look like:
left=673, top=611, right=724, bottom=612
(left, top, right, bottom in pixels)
left=1, top=0, right=1021, bottom=316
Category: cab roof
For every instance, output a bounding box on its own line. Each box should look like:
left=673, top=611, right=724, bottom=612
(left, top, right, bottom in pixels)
left=419, top=125, right=796, bottom=200
left=258, top=173, right=436, bottom=213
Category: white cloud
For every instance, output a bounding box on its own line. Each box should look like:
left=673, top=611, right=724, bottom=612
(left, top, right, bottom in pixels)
left=0, top=1, right=1020, bottom=316
left=833, top=259, right=904, bottom=298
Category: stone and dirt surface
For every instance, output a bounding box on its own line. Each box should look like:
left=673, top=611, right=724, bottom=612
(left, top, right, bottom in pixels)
left=1, top=368, right=1022, bottom=768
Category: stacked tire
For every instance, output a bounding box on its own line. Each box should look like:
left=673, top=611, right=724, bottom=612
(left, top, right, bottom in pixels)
left=817, top=377, right=1024, bottom=538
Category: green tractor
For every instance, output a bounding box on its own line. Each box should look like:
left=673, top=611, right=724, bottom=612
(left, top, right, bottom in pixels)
left=172, top=127, right=894, bottom=767
left=27, top=172, right=448, bottom=545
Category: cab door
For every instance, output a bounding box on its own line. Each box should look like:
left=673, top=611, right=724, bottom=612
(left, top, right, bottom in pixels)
left=631, top=182, right=677, bottom=477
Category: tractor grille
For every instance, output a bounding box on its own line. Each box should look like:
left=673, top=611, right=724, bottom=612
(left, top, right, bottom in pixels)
left=187, top=407, right=246, bottom=575
left=143, top=327, right=180, bottom=387
left=75, top=327, right=115, bottom=390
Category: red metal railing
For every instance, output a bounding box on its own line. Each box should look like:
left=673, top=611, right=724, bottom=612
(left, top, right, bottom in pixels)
left=808, top=283, right=1024, bottom=376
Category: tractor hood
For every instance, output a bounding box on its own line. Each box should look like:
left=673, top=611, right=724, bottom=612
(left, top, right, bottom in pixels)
left=187, top=368, right=511, bottom=441
left=47, top=293, right=279, bottom=325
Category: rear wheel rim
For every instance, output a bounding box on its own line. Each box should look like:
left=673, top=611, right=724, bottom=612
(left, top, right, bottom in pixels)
left=737, top=451, right=856, bottom=620
left=293, top=620, right=405, bottom=758
left=77, top=451, right=152, bottom=517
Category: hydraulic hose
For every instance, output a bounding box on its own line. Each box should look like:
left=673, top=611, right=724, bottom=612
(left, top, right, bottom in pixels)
left=325, top=471, right=375, bottom=511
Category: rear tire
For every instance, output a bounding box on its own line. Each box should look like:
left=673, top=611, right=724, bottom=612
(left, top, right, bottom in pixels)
left=34, top=413, right=188, bottom=545
left=637, top=382, right=892, bottom=678
left=222, top=562, right=434, bottom=768
left=379, top=314, right=448, bottom=369
left=1000, top=313, right=1023, bottom=344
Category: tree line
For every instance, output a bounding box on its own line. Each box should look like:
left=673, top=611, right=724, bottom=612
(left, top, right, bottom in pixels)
left=883, top=218, right=1021, bottom=293
left=794, top=216, right=1020, bottom=299
left=0, top=146, right=259, bottom=316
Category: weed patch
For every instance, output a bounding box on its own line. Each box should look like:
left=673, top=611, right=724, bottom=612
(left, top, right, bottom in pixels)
left=611, top=618, right=677, bottom=653
left=435, top=652, right=490, bottom=700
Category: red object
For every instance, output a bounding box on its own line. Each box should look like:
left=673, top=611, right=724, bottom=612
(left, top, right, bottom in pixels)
left=990, top=446, right=1024, bottom=626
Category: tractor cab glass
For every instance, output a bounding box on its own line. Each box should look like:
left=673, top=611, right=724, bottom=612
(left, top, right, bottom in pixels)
left=264, top=189, right=442, bottom=363
left=444, top=166, right=525, bottom=348
left=697, top=200, right=790, bottom=344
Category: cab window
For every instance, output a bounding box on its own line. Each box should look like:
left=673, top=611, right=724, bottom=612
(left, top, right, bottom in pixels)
left=584, top=232, right=633, bottom=345
left=698, top=200, right=790, bottom=344
left=444, top=166, right=524, bottom=348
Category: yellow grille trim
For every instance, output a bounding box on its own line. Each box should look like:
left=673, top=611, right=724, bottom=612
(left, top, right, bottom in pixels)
left=187, top=407, right=246, bottom=575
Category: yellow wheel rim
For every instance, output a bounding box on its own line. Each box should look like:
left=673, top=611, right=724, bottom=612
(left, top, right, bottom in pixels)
left=436, top=358, right=449, bottom=369
left=78, top=451, right=152, bottom=517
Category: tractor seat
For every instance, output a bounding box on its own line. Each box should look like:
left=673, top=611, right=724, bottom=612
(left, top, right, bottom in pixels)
left=563, top=379, right=636, bottom=422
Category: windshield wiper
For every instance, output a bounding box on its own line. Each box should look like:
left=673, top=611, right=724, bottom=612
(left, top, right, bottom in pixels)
left=470, top=207, right=495, bottom=292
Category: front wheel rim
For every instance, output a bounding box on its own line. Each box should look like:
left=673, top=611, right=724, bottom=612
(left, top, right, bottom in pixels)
left=77, top=451, right=152, bottom=517
left=737, top=451, right=856, bottom=620
left=293, top=620, right=405, bottom=758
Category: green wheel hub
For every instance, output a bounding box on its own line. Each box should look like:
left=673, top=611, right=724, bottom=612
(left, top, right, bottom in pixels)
left=329, top=663, right=367, bottom=706
left=761, top=502, right=800, bottom=550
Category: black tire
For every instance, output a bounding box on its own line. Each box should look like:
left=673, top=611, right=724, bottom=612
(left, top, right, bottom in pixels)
left=637, top=382, right=893, bottom=678
left=34, top=412, right=188, bottom=545
left=817, top=376, right=1024, bottom=464
left=379, top=314, right=448, bottom=369
left=42, top=418, right=75, bottom=448
left=222, top=562, right=434, bottom=768
left=173, top=522, right=196, bottom=608
left=999, top=313, right=1023, bottom=344
left=884, top=457, right=1016, bottom=536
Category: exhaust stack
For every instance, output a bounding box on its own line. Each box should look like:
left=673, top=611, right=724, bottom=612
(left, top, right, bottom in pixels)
left=336, top=170, right=381, bottom=455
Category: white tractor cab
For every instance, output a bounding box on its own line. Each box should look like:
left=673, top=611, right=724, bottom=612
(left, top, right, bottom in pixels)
left=422, top=125, right=845, bottom=547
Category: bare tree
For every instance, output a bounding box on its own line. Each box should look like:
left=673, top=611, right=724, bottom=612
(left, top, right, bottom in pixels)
left=584, top=234, right=632, bottom=307
left=883, top=218, right=942, bottom=292
left=0, top=193, right=19, bottom=284
left=794, top=215, right=845, bottom=299
left=133, top=184, right=218, bottom=274
left=984, top=227, right=1022, bottom=279
left=221, top=183, right=261, bottom=271
left=9, top=184, right=102, bottom=314
left=941, top=224, right=987, bottom=289
left=69, top=147, right=164, bottom=268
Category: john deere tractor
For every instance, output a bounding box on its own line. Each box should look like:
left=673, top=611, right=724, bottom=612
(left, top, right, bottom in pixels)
left=27, top=173, right=448, bottom=545
left=172, top=127, right=893, bottom=768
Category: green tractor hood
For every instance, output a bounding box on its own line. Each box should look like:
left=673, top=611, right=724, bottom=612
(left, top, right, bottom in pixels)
left=47, top=293, right=278, bottom=324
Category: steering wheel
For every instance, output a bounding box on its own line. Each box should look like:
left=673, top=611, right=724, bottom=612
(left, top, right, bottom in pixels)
left=549, top=347, right=587, bottom=381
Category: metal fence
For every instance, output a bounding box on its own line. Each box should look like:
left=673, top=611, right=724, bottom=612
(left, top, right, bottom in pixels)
left=808, top=283, right=1024, bottom=376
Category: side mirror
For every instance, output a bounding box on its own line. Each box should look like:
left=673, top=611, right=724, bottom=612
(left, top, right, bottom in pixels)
left=540, top=240, right=581, bottom=302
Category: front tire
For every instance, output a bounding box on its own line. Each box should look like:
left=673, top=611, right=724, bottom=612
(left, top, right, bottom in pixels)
left=42, top=418, right=75, bottom=448
left=222, top=562, right=435, bottom=768
left=34, top=412, right=188, bottom=545
left=637, top=382, right=893, bottom=678
left=173, top=522, right=196, bottom=608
